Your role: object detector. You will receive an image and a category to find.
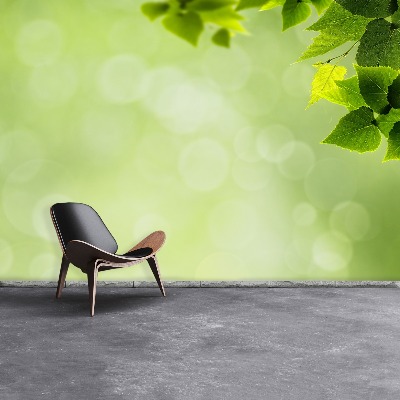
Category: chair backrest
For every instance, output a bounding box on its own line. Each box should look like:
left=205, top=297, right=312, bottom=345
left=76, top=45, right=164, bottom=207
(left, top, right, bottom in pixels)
left=50, top=202, right=118, bottom=255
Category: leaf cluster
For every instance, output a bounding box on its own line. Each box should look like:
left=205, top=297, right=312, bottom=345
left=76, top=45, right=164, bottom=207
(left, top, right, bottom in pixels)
left=237, top=0, right=332, bottom=30
left=142, top=0, right=400, bottom=162
left=142, top=0, right=332, bottom=48
left=142, top=0, right=246, bottom=47
left=303, top=1, right=400, bottom=161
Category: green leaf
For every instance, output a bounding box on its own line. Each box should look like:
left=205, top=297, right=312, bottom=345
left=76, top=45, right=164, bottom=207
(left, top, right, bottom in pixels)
left=212, top=28, right=230, bottom=47
left=260, top=0, right=285, bottom=11
left=200, top=6, right=246, bottom=32
left=306, top=2, right=367, bottom=33
left=376, top=108, right=400, bottom=137
left=392, top=9, right=400, bottom=24
left=188, top=0, right=236, bottom=12
left=236, top=0, right=284, bottom=11
left=162, top=12, right=204, bottom=46
left=299, top=2, right=369, bottom=61
left=282, top=0, right=312, bottom=31
left=309, top=63, right=347, bottom=106
left=356, top=19, right=400, bottom=69
left=141, top=2, right=170, bottom=21
left=355, top=65, right=398, bottom=114
left=336, top=77, right=367, bottom=110
left=322, top=107, right=381, bottom=153
left=299, top=32, right=349, bottom=61
left=335, top=0, right=398, bottom=18
left=236, top=0, right=265, bottom=10
left=310, top=0, right=332, bottom=14
left=384, top=122, right=400, bottom=161
left=388, top=75, right=400, bottom=109
left=322, top=76, right=367, bottom=110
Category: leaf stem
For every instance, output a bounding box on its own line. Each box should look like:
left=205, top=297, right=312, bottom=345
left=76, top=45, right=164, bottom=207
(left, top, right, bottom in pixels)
left=325, top=41, right=359, bottom=64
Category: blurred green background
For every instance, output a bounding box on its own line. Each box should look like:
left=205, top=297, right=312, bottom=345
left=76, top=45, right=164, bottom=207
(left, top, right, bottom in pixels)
left=1, top=0, right=400, bottom=282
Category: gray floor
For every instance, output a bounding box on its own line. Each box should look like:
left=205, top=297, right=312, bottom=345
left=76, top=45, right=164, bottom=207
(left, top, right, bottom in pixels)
left=1, top=287, right=400, bottom=399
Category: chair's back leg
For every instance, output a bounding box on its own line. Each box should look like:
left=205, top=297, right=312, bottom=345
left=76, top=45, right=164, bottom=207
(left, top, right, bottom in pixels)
left=56, top=255, right=70, bottom=299
left=147, top=256, right=166, bottom=297
left=87, top=265, right=98, bottom=317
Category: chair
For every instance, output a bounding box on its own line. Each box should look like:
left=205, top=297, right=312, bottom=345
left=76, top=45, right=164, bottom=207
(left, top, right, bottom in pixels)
left=50, top=202, right=166, bottom=316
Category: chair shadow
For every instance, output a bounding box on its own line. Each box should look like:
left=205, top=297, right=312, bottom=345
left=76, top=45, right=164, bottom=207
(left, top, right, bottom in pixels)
left=0, top=287, right=167, bottom=318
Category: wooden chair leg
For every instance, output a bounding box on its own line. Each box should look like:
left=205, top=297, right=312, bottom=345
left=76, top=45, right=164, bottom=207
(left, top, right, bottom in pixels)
left=147, top=256, right=166, bottom=297
left=87, top=266, right=98, bottom=317
left=56, top=255, right=69, bottom=299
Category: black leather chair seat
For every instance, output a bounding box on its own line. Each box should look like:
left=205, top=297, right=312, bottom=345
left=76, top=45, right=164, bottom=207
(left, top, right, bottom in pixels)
left=122, top=247, right=153, bottom=259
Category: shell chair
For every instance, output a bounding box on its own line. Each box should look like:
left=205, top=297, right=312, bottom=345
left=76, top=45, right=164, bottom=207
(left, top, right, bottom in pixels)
left=50, top=202, right=166, bottom=316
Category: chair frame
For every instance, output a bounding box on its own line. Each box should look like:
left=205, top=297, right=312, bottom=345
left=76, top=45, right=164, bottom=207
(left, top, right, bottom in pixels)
left=50, top=208, right=166, bottom=316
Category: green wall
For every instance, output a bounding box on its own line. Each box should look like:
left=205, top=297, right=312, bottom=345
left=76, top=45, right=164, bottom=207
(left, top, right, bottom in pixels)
left=1, top=0, right=400, bottom=281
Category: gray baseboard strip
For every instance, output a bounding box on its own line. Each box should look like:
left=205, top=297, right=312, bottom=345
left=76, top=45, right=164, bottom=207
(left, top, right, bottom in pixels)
left=200, top=281, right=399, bottom=288
left=66, top=281, right=134, bottom=288
left=0, top=281, right=62, bottom=288
left=135, top=281, right=201, bottom=288
left=0, top=280, right=399, bottom=288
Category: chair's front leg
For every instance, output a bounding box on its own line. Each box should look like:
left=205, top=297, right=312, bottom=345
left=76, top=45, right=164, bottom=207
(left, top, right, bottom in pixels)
left=56, top=255, right=69, bottom=299
left=87, top=264, right=99, bottom=317
left=147, top=256, right=166, bottom=297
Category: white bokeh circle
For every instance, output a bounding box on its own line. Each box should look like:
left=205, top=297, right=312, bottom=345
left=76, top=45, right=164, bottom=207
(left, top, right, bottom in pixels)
left=231, top=68, right=281, bottom=117
left=179, top=138, right=229, bottom=191
left=234, top=127, right=262, bottom=162
left=80, top=108, right=134, bottom=156
left=29, top=63, right=78, bottom=105
left=304, top=158, right=357, bottom=210
left=329, top=201, right=370, bottom=241
left=292, top=202, right=317, bottom=227
left=202, top=45, right=251, bottom=92
left=256, top=124, right=294, bottom=163
left=153, top=79, right=223, bottom=135
left=278, top=141, right=315, bottom=180
left=97, top=54, right=147, bottom=103
left=3, top=160, right=72, bottom=237
left=282, top=63, right=314, bottom=98
left=0, top=130, right=43, bottom=176
left=142, top=67, right=186, bottom=108
left=16, top=20, right=63, bottom=66
left=312, top=231, right=353, bottom=271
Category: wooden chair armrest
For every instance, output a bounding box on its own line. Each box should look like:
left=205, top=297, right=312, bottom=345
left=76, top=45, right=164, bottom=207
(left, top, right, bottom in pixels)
left=127, top=231, right=166, bottom=255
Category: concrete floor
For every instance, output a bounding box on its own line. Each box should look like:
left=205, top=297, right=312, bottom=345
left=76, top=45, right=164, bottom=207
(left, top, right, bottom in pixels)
left=1, top=288, right=400, bottom=399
